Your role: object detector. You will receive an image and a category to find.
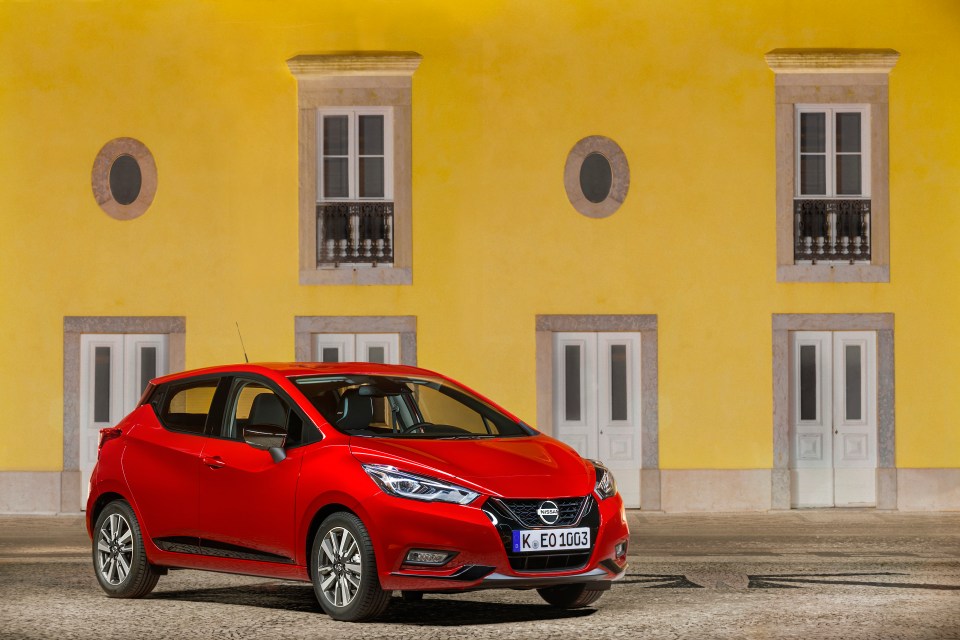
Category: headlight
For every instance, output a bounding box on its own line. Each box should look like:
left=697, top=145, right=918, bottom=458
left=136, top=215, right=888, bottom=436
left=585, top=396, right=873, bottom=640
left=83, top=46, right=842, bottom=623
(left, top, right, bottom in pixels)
left=362, top=464, right=479, bottom=505
left=589, top=459, right=618, bottom=499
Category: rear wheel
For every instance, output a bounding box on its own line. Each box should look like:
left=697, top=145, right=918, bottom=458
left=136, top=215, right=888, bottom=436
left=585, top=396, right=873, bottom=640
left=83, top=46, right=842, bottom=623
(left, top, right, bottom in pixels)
left=537, top=583, right=604, bottom=608
left=92, top=500, right=160, bottom=598
left=310, top=512, right=391, bottom=622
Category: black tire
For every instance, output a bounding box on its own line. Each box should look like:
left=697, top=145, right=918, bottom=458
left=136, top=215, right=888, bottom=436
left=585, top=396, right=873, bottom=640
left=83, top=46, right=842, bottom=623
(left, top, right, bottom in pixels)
left=310, top=512, right=391, bottom=622
left=537, top=583, right=604, bottom=608
left=92, top=500, right=160, bottom=598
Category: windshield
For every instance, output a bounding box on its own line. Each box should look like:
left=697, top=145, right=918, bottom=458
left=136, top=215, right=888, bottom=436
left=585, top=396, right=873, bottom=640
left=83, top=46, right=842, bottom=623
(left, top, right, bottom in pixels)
left=291, top=375, right=534, bottom=439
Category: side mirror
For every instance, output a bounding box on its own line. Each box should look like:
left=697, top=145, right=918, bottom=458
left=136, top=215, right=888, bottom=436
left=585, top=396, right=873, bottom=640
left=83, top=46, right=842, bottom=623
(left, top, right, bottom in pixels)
left=243, top=424, right=287, bottom=463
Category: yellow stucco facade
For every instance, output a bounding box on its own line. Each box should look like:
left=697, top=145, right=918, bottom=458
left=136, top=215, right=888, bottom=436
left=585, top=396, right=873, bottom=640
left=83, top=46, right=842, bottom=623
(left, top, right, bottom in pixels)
left=1, top=0, right=958, bottom=511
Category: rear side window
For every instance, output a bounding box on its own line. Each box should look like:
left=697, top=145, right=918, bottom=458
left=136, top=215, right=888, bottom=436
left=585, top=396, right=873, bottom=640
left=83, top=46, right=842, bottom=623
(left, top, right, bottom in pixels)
left=158, top=379, right=219, bottom=435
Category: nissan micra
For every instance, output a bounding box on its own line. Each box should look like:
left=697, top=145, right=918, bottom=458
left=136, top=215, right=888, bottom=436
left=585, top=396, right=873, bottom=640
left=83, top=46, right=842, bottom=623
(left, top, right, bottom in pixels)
left=87, top=363, right=629, bottom=621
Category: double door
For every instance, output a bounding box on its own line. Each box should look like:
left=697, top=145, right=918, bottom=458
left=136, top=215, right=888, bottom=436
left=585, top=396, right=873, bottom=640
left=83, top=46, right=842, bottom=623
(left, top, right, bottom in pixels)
left=79, top=334, right=168, bottom=506
left=312, top=333, right=399, bottom=364
left=553, top=333, right=641, bottom=507
left=790, top=331, right=877, bottom=507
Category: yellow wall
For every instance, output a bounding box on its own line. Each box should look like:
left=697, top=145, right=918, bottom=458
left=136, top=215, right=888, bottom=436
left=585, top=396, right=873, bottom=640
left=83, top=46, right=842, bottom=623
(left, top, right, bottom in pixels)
left=1, top=0, right=958, bottom=471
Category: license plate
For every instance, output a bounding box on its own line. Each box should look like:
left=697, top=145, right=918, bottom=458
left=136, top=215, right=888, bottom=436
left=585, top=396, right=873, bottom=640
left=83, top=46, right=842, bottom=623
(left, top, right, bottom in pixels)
left=511, top=527, right=591, bottom=552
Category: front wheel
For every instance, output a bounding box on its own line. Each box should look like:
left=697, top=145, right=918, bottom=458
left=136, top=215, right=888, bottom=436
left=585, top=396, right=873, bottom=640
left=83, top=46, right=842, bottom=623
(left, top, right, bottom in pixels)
left=92, top=500, right=160, bottom=598
left=537, top=583, right=604, bottom=608
left=310, top=512, right=391, bottom=622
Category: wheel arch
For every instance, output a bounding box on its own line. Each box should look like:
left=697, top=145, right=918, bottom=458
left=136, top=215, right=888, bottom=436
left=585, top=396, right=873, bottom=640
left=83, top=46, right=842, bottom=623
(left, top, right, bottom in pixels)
left=304, top=502, right=362, bottom=576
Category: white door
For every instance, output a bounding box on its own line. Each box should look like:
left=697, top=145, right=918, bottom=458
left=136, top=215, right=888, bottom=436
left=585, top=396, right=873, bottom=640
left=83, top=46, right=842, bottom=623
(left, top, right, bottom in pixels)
left=790, top=331, right=877, bottom=507
left=553, top=332, right=641, bottom=508
left=79, top=334, right=168, bottom=508
left=312, top=333, right=400, bottom=364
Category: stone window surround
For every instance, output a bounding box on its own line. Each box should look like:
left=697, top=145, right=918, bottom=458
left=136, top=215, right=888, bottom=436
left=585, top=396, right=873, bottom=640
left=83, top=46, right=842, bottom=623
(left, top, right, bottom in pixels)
left=288, top=53, right=422, bottom=286
left=62, top=316, right=186, bottom=512
left=294, top=316, right=417, bottom=366
left=535, top=314, right=660, bottom=510
left=91, top=137, right=158, bottom=221
left=766, top=49, right=899, bottom=283
left=771, top=313, right=895, bottom=510
left=563, top=136, right=630, bottom=218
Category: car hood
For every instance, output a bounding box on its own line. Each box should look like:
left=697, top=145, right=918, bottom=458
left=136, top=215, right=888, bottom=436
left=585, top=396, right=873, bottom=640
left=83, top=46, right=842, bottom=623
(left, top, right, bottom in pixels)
left=348, top=434, right=595, bottom=499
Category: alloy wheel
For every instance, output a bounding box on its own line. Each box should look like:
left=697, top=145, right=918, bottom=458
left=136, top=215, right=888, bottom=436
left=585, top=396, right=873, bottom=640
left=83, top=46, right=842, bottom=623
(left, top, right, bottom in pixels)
left=97, top=513, right=133, bottom=585
left=316, top=526, right=362, bottom=607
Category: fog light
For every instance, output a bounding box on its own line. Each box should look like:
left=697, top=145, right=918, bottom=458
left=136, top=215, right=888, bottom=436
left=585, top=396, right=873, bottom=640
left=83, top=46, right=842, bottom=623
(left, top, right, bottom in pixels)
left=615, top=541, right=628, bottom=561
left=404, top=549, right=456, bottom=566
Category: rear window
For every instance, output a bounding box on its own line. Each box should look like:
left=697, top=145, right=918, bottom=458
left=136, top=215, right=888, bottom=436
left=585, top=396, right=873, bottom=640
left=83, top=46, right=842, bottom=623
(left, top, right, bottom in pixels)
left=157, top=378, right=219, bottom=435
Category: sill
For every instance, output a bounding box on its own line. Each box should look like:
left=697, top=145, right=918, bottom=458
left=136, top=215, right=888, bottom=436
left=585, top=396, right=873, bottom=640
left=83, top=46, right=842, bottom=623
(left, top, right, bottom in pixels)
left=299, top=266, right=412, bottom=286
left=777, top=263, right=889, bottom=283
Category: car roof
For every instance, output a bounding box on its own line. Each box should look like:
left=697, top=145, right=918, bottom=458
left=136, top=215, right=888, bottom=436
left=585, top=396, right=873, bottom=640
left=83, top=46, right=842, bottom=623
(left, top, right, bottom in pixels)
left=150, top=362, right=442, bottom=385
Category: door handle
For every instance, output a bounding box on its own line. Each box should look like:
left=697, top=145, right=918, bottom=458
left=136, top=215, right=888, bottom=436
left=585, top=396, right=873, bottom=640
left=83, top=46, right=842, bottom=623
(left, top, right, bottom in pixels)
left=202, top=455, right=226, bottom=469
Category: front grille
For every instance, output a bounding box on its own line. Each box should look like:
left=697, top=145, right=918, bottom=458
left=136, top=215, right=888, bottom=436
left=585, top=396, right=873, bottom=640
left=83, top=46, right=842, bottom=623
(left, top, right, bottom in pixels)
left=495, top=496, right=587, bottom=528
left=483, top=495, right=600, bottom=574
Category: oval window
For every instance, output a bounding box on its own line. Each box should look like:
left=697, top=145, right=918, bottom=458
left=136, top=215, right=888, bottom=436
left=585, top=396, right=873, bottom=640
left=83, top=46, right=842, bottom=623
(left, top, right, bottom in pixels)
left=564, top=136, right=629, bottom=218
left=91, top=138, right=157, bottom=220
left=579, top=153, right=612, bottom=203
left=109, top=155, right=143, bottom=206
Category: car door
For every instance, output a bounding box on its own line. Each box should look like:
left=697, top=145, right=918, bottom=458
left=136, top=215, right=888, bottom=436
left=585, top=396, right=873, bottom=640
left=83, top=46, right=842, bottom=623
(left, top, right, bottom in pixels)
left=123, top=376, right=227, bottom=541
left=197, top=377, right=305, bottom=563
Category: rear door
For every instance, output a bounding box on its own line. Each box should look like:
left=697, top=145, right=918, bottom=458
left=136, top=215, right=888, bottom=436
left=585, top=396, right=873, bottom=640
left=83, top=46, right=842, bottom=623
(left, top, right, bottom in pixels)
left=123, top=376, right=224, bottom=541
left=197, top=377, right=305, bottom=563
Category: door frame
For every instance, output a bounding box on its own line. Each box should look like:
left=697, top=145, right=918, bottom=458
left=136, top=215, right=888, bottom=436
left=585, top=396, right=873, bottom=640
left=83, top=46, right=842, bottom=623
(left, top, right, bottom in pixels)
left=294, top=316, right=417, bottom=365
left=772, top=313, right=895, bottom=509
left=63, top=316, right=186, bottom=512
left=536, top=315, right=659, bottom=510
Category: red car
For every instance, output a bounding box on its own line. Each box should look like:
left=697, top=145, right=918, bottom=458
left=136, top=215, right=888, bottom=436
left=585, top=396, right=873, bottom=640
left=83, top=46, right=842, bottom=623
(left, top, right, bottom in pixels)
left=86, top=363, right=629, bottom=621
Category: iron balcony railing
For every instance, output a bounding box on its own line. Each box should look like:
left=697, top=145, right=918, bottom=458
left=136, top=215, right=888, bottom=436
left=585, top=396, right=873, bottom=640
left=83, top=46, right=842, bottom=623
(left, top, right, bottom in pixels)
left=316, top=202, right=394, bottom=267
left=794, top=199, right=871, bottom=263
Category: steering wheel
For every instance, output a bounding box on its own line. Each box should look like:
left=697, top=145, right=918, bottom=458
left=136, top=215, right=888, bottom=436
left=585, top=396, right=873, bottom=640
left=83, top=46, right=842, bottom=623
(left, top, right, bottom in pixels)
left=401, top=422, right=429, bottom=434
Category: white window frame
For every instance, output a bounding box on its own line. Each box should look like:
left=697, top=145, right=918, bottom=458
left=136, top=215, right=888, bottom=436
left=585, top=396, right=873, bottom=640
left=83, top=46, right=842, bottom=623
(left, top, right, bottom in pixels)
left=317, top=108, right=394, bottom=203
left=795, top=104, right=871, bottom=199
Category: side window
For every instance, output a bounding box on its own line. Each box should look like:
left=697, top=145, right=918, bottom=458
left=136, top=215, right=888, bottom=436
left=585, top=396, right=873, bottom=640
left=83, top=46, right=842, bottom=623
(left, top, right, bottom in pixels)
left=158, top=378, right=220, bottom=435
left=225, top=380, right=303, bottom=447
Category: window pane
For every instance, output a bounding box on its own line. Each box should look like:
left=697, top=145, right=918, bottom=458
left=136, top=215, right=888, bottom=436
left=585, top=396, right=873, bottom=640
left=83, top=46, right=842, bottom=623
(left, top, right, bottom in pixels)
left=359, top=115, right=384, bottom=155
left=845, top=345, right=862, bottom=421
left=580, top=152, right=612, bottom=203
left=800, top=112, right=825, bottom=153
left=836, top=113, right=861, bottom=153
left=799, top=345, right=817, bottom=421
left=836, top=155, right=862, bottom=195
left=323, top=158, right=349, bottom=198
left=610, top=344, right=627, bottom=421
left=564, top=345, right=581, bottom=422
left=162, top=380, right=218, bottom=434
left=139, top=347, right=157, bottom=395
left=359, top=157, right=384, bottom=198
left=321, top=347, right=340, bottom=363
left=94, top=346, right=111, bottom=423
left=367, top=346, right=385, bottom=364
left=323, top=116, right=348, bottom=155
left=799, top=155, right=826, bottom=195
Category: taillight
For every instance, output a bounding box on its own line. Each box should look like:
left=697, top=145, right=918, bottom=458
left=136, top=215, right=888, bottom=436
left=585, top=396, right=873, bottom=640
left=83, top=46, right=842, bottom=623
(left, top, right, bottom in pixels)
left=98, top=427, right=122, bottom=453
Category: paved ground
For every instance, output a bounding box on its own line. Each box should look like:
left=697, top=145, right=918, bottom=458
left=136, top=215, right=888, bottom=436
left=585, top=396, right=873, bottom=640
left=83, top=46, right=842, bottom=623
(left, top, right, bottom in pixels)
left=1, top=510, right=959, bottom=639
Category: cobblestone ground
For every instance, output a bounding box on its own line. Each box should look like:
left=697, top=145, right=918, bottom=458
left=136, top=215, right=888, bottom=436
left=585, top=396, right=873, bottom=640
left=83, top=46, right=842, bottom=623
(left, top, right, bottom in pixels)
left=1, top=511, right=958, bottom=640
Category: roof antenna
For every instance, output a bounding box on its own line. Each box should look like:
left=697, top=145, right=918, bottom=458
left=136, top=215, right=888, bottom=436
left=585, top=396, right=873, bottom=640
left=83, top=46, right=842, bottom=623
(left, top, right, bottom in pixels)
left=235, top=322, right=249, bottom=363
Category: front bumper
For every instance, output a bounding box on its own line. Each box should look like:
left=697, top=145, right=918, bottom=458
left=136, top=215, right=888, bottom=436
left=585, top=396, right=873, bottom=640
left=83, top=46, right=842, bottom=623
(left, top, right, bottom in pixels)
left=364, top=489, right=630, bottom=592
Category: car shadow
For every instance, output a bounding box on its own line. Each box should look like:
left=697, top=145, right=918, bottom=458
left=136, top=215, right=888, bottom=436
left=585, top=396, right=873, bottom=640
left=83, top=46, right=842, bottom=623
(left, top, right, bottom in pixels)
left=149, top=583, right=598, bottom=625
